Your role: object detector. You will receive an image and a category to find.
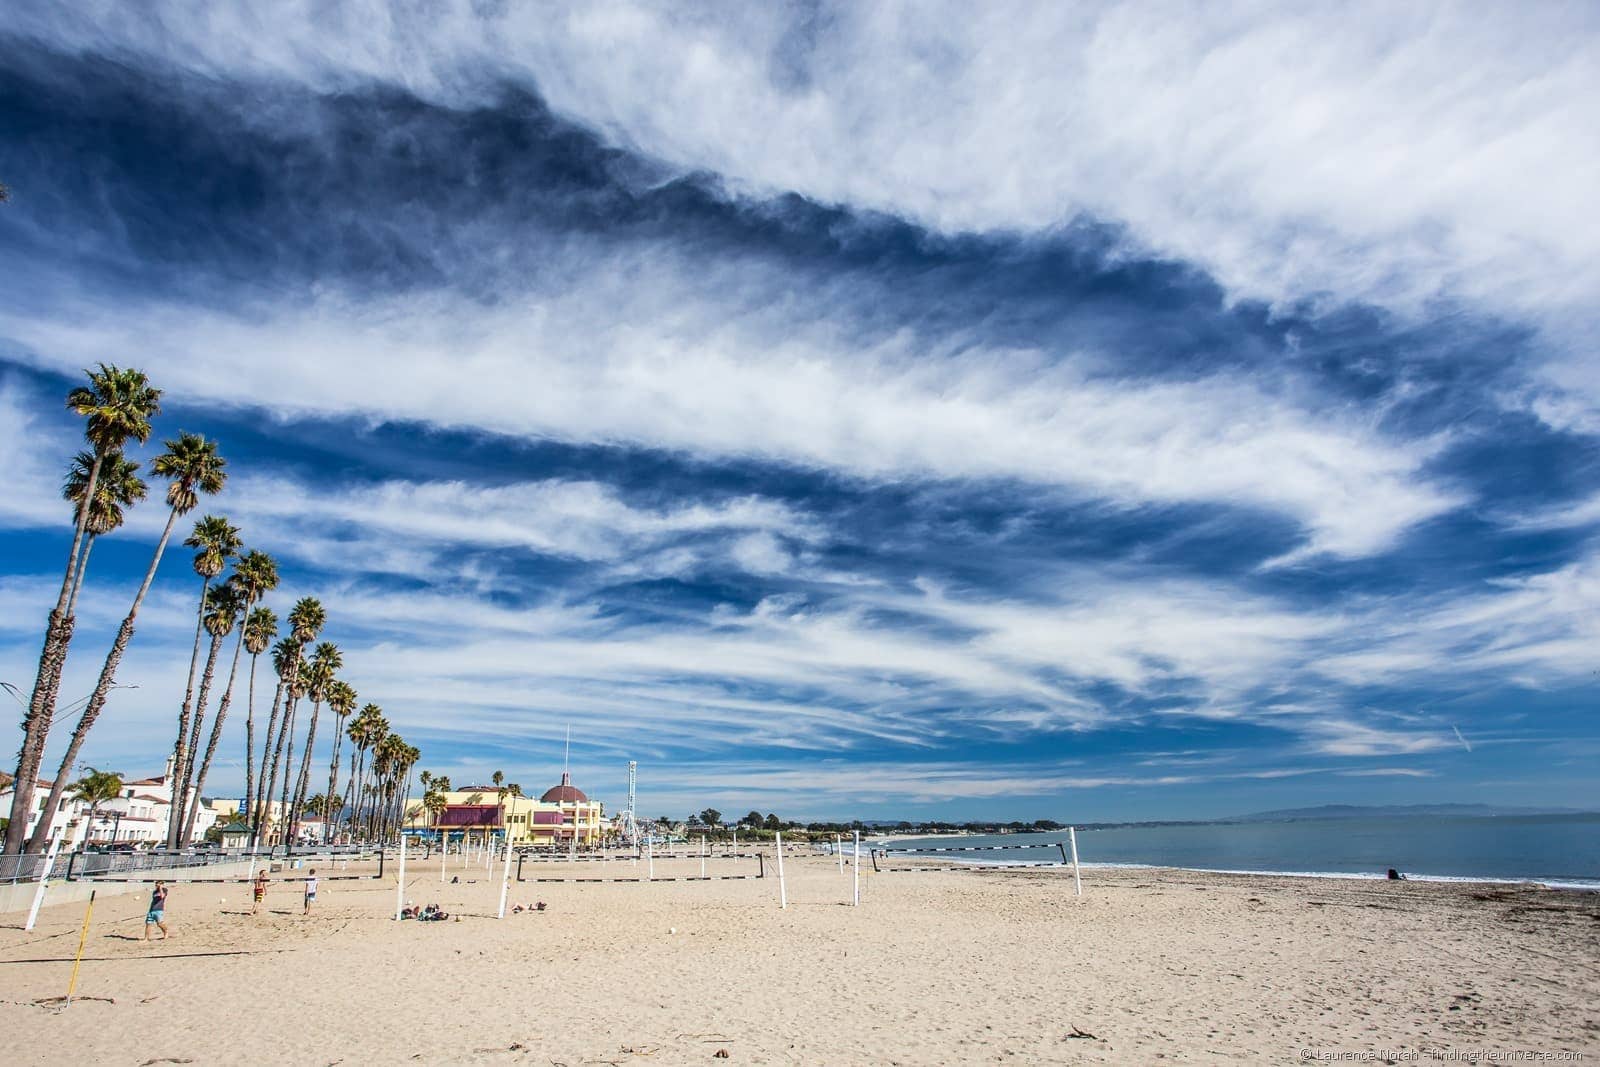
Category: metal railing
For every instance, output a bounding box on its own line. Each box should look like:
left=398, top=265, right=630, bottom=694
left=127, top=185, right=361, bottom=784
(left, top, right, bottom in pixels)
left=2, top=845, right=387, bottom=884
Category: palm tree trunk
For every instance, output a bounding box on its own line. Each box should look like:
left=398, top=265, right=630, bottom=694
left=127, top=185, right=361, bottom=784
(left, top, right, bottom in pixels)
left=7, top=456, right=101, bottom=855
left=27, top=505, right=180, bottom=852
left=288, top=699, right=324, bottom=845
left=342, top=750, right=359, bottom=841
left=181, top=621, right=247, bottom=843
left=167, top=574, right=212, bottom=846
left=276, top=696, right=300, bottom=851
left=324, top=724, right=344, bottom=844
left=250, top=678, right=285, bottom=848
left=171, top=629, right=223, bottom=847
left=67, top=535, right=96, bottom=616
left=243, top=652, right=259, bottom=846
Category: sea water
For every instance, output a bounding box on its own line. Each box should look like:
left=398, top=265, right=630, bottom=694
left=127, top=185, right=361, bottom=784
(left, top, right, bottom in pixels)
left=889, top=814, right=1600, bottom=890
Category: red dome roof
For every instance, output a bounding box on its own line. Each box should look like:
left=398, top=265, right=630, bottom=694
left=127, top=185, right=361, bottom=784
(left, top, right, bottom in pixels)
left=540, top=772, right=587, bottom=804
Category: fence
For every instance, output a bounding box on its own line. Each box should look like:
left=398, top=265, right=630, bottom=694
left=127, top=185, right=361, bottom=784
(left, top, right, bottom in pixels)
left=1, top=846, right=386, bottom=885
left=869, top=830, right=1084, bottom=895
left=514, top=849, right=766, bottom=883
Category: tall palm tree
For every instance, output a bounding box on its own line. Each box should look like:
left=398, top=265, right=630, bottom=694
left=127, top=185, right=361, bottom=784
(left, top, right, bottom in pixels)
left=277, top=659, right=314, bottom=847
left=289, top=642, right=341, bottom=841
left=254, top=636, right=299, bottom=846
left=239, top=605, right=277, bottom=845
left=169, top=514, right=241, bottom=839
left=68, top=766, right=124, bottom=851
left=28, top=432, right=225, bottom=851
left=261, top=598, right=322, bottom=847
left=168, top=581, right=240, bottom=846
left=356, top=711, right=389, bottom=840
left=63, top=451, right=147, bottom=614
left=341, top=704, right=381, bottom=840
left=9, top=365, right=161, bottom=855
left=322, top=679, right=357, bottom=841
left=181, top=551, right=278, bottom=844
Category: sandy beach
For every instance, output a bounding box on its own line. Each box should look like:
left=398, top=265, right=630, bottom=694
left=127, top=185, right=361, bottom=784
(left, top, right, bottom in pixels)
left=1, top=852, right=1596, bottom=1065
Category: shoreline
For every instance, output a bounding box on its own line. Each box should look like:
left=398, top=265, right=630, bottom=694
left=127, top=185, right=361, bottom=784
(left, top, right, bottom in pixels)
left=946, top=858, right=1600, bottom=893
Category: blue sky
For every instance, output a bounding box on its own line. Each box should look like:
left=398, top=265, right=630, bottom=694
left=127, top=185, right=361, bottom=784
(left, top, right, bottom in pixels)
left=1, top=3, right=1598, bottom=822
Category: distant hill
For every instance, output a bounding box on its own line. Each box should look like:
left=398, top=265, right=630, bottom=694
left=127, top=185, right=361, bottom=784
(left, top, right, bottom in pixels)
left=1233, top=803, right=1594, bottom=822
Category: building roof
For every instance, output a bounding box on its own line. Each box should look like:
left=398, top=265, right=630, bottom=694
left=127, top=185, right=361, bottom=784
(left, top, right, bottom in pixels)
left=540, top=772, right=587, bottom=804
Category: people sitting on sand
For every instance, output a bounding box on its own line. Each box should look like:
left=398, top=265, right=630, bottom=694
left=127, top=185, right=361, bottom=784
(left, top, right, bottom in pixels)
left=1387, top=868, right=1407, bottom=881
left=419, top=903, right=450, bottom=921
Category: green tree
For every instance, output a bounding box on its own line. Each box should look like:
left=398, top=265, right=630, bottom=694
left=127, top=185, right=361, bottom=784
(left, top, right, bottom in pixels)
left=9, top=365, right=161, bottom=855
left=62, top=450, right=147, bottom=613
left=253, top=635, right=299, bottom=845
left=183, top=551, right=276, bottom=843
left=267, top=598, right=324, bottom=849
left=763, top=813, right=781, bottom=831
left=69, top=766, right=124, bottom=850
left=322, top=679, right=357, bottom=840
left=699, top=808, right=722, bottom=827
left=742, top=810, right=764, bottom=828
left=169, top=514, right=242, bottom=842
left=29, top=431, right=225, bottom=852
left=343, top=705, right=385, bottom=842
left=170, top=580, right=241, bottom=845
left=239, top=603, right=277, bottom=843
left=288, top=640, right=341, bottom=845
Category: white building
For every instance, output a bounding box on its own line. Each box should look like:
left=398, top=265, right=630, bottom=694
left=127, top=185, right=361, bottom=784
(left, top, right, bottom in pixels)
left=0, top=777, right=95, bottom=848
left=0, top=764, right=223, bottom=849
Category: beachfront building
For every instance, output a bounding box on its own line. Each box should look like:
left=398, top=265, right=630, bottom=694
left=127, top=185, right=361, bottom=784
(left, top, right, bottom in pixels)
left=404, top=773, right=605, bottom=848
left=0, top=762, right=223, bottom=848
left=0, top=776, right=95, bottom=848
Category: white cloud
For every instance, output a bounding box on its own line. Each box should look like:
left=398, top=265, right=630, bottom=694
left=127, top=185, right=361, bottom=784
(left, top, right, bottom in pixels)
left=1315, top=552, right=1600, bottom=690
left=15, top=2, right=1596, bottom=327
left=5, top=269, right=1462, bottom=559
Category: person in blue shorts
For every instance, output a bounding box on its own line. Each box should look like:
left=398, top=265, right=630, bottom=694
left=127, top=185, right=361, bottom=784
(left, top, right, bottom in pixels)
left=144, top=880, right=170, bottom=940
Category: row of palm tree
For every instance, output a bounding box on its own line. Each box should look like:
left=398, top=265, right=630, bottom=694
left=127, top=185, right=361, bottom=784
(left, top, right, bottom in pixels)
left=7, top=365, right=422, bottom=854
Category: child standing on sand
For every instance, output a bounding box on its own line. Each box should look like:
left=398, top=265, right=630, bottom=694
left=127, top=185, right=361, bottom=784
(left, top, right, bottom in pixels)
left=252, top=868, right=269, bottom=914
left=145, top=880, right=170, bottom=940
left=303, top=870, right=317, bottom=914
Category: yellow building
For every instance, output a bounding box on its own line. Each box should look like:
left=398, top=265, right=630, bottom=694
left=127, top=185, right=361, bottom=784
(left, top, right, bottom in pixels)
left=405, top=774, right=604, bottom=848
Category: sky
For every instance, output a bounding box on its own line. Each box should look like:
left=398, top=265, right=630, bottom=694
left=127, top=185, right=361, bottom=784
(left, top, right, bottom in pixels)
left=1, top=2, right=1597, bottom=823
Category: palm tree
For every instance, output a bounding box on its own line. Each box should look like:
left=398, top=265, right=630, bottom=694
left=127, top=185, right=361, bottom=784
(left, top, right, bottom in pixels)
left=9, top=365, right=161, bottom=855
left=180, top=551, right=278, bottom=844
left=341, top=704, right=381, bottom=840
left=356, top=711, right=389, bottom=840
left=68, top=766, right=124, bottom=851
left=322, top=680, right=357, bottom=840
left=277, top=659, right=314, bottom=847
left=260, top=598, right=322, bottom=847
left=169, top=581, right=240, bottom=845
left=63, top=450, right=147, bottom=614
left=239, top=604, right=277, bottom=845
left=254, top=636, right=299, bottom=846
left=169, top=514, right=242, bottom=842
left=28, top=432, right=225, bottom=851
left=288, top=642, right=341, bottom=841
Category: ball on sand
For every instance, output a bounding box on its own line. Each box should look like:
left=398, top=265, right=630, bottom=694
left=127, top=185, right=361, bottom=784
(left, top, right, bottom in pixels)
left=669, top=927, right=678, bottom=934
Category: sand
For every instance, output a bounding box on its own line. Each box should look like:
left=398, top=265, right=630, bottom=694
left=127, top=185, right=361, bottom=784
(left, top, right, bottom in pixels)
left=0, top=850, right=1596, bottom=1064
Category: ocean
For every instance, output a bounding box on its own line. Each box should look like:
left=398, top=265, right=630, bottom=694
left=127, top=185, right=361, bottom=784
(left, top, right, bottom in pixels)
left=887, top=814, right=1600, bottom=890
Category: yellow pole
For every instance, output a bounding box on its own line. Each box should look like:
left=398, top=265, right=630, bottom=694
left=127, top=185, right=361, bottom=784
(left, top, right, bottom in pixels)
left=66, top=890, right=96, bottom=1006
